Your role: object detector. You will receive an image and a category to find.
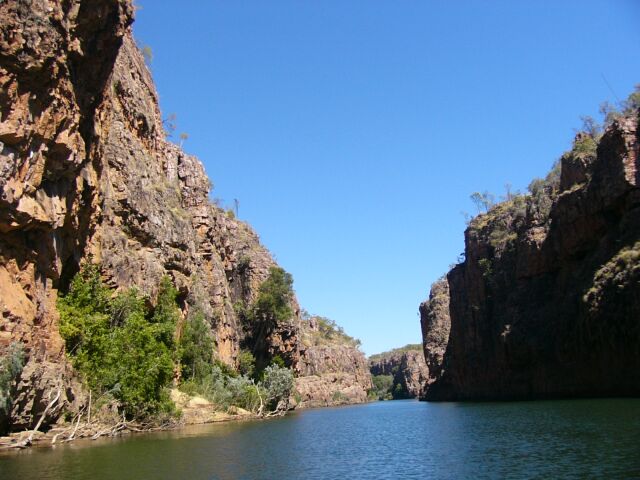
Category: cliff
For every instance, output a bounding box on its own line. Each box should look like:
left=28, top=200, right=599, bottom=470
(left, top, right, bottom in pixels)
left=369, top=345, right=428, bottom=398
left=421, top=105, right=640, bottom=400
left=294, top=315, right=372, bottom=408
left=0, top=0, right=365, bottom=431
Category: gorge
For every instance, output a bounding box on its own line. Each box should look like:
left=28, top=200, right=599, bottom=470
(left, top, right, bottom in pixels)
left=0, top=2, right=639, bottom=477
left=0, top=0, right=371, bottom=442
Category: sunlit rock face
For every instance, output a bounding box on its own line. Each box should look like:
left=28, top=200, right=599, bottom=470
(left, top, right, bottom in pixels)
left=421, top=111, right=640, bottom=401
left=369, top=348, right=429, bottom=399
left=0, top=0, right=367, bottom=430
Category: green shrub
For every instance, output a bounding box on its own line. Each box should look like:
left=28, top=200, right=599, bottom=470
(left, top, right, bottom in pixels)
left=252, top=267, right=294, bottom=325
left=0, top=342, right=25, bottom=418
left=369, top=374, right=394, bottom=400
left=151, top=276, right=181, bottom=350
left=332, top=391, right=347, bottom=403
left=237, top=350, right=256, bottom=377
left=179, top=310, right=213, bottom=382
left=261, top=364, right=294, bottom=411
left=58, top=265, right=177, bottom=419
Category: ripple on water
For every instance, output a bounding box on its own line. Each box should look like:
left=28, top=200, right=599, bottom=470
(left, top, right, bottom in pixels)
left=1, top=398, right=639, bottom=479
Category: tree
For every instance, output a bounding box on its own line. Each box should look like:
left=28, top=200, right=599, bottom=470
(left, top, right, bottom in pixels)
left=0, top=342, right=25, bottom=428
left=470, top=191, right=495, bottom=213
left=163, top=113, right=177, bottom=138
left=261, top=364, right=294, bottom=412
left=253, top=267, right=294, bottom=326
left=151, top=276, right=181, bottom=350
left=237, top=350, right=256, bottom=378
left=179, top=132, right=189, bottom=148
left=179, top=310, right=213, bottom=382
left=58, top=265, right=178, bottom=419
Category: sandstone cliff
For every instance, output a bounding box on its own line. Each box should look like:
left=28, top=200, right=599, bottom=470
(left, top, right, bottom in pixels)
left=0, top=0, right=365, bottom=431
left=369, top=345, right=428, bottom=398
left=421, top=105, right=640, bottom=400
left=294, top=315, right=372, bottom=408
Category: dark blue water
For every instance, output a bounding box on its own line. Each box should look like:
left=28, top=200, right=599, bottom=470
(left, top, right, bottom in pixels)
left=1, top=399, right=639, bottom=479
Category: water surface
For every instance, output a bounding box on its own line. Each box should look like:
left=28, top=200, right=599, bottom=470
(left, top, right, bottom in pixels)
left=1, top=399, right=639, bottom=479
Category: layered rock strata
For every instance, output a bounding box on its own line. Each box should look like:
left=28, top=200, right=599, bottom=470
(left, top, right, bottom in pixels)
left=369, top=347, right=429, bottom=398
left=421, top=111, right=640, bottom=400
left=0, top=0, right=366, bottom=430
left=294, top=318, right=372, bottom=408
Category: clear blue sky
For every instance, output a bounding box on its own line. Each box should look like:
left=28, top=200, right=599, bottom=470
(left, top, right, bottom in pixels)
left=133, top=1, right=640, bottom=356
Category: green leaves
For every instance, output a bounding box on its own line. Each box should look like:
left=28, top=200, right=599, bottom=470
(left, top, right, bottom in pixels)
left=179, top=310, right=213, bottom=382
left=253, top=267, right=294, bottom=325
left=58, top=266, right=177, bottom=419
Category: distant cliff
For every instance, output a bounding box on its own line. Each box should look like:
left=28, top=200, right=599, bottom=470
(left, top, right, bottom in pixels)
left=0, top=0, right=367, bottom=431
left=294, top=315, right=372, bottom=408
left=369, top=345, right=428, bottom=399
left=421, top=100, right=640, bottom=400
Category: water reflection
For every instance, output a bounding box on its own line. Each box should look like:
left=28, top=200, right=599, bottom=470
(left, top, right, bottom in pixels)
left=1, top=399, right=639, bottom=479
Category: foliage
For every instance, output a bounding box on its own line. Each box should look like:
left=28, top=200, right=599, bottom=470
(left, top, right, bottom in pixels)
left=179, top=310, right=213, bottom=382
left=368, top=344, right=422, bottom=363
left=152, top=276, right=181, bottom=350
left=0, top=342, right=25, bottom=417
left=303, top=314, right=362, bottom=348
left=369, top=374, right=394, bottom=401
left=270, top=354, right=286, bottom=369
left=478, top=258, right=493, bottom=278
left=470, top=191, right=495, bottom=213
left=58, top=265, right=176, bottom=419
left=182, top=361, right=293, bottom=414
left=332, top=391, right=348, bottom=403
left=252, top=267, right=294, bottom=325
left=261, top=364, right=294, bottom=410
left=584, top=241, right=640, bottom=310
left=237, top=350, right=256, bottom=378
left=527, top=160, right=561, bottom=224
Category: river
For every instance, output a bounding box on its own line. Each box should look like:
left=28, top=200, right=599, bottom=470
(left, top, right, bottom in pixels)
left=1, top=398, right=639, bottom=479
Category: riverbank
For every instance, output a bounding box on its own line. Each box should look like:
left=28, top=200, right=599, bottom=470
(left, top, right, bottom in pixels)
left=0, top=389, right=263, bottom=453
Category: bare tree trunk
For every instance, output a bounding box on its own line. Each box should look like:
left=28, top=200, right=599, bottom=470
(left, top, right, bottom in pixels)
left=20, top=387, right=61, bottom=447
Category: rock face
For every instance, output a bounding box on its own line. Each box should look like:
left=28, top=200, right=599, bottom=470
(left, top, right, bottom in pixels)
left=0, top=0, right=365, bottom=430
left=294, top=318, right=372, bottom=408
left=0, top=0, right=134, bottom=431
left=369, top=346, right=429, bottom=398
left=419, top=278, right=450, bottom=387
left=422, top=110, right=640, bottom=400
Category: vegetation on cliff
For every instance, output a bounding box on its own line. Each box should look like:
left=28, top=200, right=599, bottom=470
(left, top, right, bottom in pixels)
left=58, top=265, right=177, bottom=419
left=0, top=343, right=25, bottom=429
left=368, top=344, right=428, bottom=400
left=422, top=87, right=640, bottom=400
left=59, top=264, right=295, bottom=421
left=368, top=344, right=422, bottom=363
left=300, top=311, right=362, bottom=348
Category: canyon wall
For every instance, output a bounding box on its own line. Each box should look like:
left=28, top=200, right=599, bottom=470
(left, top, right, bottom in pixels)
left=0, top=0, right=367, bottom=429
left=421, top=109, right=640, bottom=400
left=294, top=316, right=372, bottom=408
left=369, top=346, right=429, bottom=398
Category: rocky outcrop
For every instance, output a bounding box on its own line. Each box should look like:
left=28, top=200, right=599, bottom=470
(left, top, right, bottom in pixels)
left=0, top=0, right=365, bottom=430
left=0, top=0, right=133, bottom=431
left=422, top=109, right=640, bottom=401
left=294, top=345, right=372, bottom=408
left=419, top=278, right=450, bottom=387
left=369, top=346, right=429, bottom=398
left=293, top=317, right=372, bottom=408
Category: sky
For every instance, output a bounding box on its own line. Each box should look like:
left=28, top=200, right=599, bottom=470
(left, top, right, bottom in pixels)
left=133, top=1, right=640, bottom=356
